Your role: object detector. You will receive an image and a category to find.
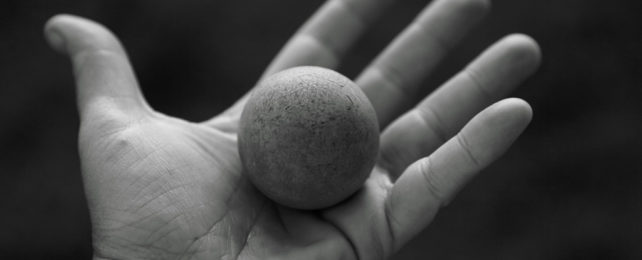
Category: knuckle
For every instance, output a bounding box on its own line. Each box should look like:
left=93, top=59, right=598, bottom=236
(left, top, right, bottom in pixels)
left=456, top=133, right=482, bottom=167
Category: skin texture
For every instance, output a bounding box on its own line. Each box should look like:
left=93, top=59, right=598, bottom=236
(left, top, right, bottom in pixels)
left=44, top=0, right=541, bottom=258
left=239, top=66, right=379, bottom=209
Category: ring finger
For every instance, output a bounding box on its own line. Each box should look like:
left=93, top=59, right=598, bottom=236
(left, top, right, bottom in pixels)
left=357, top=0, right=491, bottom=127
left=379, top=34, right=541, bottom=178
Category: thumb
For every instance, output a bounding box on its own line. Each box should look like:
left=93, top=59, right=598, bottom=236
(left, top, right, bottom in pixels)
left=45, top=14, right=151, bottom=123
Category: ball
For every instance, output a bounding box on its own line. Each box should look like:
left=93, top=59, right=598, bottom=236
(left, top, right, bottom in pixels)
left=238, top=66, right=379, bottom=209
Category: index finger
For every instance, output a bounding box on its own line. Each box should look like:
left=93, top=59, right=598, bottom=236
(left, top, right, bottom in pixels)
left=209, top=0, right=395, bottom=127
left=262, top=0, right=395, bottom=78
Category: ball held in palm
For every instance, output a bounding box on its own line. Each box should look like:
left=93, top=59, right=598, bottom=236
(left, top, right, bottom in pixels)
left=238, top=66, right=380, bottom=209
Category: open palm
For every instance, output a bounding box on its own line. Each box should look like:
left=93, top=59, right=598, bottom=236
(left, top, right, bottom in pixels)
left=45, top=0, right=540, bottom=259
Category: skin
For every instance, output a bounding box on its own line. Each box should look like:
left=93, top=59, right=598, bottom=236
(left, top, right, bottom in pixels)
left=239, top=66, right=379, bottom=210
left=44, top=0, right=541, bottom=259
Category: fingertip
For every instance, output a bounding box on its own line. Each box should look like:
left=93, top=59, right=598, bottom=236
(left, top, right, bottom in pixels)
left=484, top=98, right=533, bottom=134
left=464, top=34, right=541, bottom=89
left=445, top=0, right=491, bottom=19
left=451, top=98, right=532, bottom=169
left=44, top=14, right=72, bottom=53
left=501, top=34, right=542, bottom=72
left=507, top=97, right=533, bottom=121
left=471, top=0, right=492, bottom=15
left=45, top=14, right=98, bottom=33
left=43, top=14, right=123, bottom=57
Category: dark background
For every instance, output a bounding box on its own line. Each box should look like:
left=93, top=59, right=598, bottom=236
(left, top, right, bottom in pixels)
left=1, top=0, right=641, bottom=259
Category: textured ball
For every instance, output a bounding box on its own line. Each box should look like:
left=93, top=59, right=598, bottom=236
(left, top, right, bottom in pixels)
left=238, top=66, right=379, bottom=209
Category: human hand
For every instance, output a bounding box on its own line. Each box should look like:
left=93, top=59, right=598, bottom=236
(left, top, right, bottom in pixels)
left=44, top=0, right=540, bottom=259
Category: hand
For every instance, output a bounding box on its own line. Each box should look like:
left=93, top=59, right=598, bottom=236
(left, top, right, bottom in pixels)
left=45, top=0, right=540, bottom=259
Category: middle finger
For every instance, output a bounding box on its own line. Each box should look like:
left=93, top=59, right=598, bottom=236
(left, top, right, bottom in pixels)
left=357, top=0, right=490, bottom=127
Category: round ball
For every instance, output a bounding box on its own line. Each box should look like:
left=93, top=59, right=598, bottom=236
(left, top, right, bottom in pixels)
left=238, top=66, right=379, bottom=209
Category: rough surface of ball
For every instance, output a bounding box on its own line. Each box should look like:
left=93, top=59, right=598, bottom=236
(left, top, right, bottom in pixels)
left=238, top=66, right=379, bottom=209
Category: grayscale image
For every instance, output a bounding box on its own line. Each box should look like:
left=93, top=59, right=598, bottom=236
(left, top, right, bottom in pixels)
left=0, top=0, right=639, bottom=259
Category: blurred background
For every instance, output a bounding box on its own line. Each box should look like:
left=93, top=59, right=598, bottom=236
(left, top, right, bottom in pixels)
left=1, top=0, right=641, bottom=259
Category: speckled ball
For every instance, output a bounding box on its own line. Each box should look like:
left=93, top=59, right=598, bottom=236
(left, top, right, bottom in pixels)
left=238, top=66, right=380, bottom=209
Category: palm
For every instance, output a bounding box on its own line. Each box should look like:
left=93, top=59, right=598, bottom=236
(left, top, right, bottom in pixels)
left=47, top=0, right=541, bottom=259
left=82, top=112, right=370, bottom=259
left=81, top=109, right=396, bottom=259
